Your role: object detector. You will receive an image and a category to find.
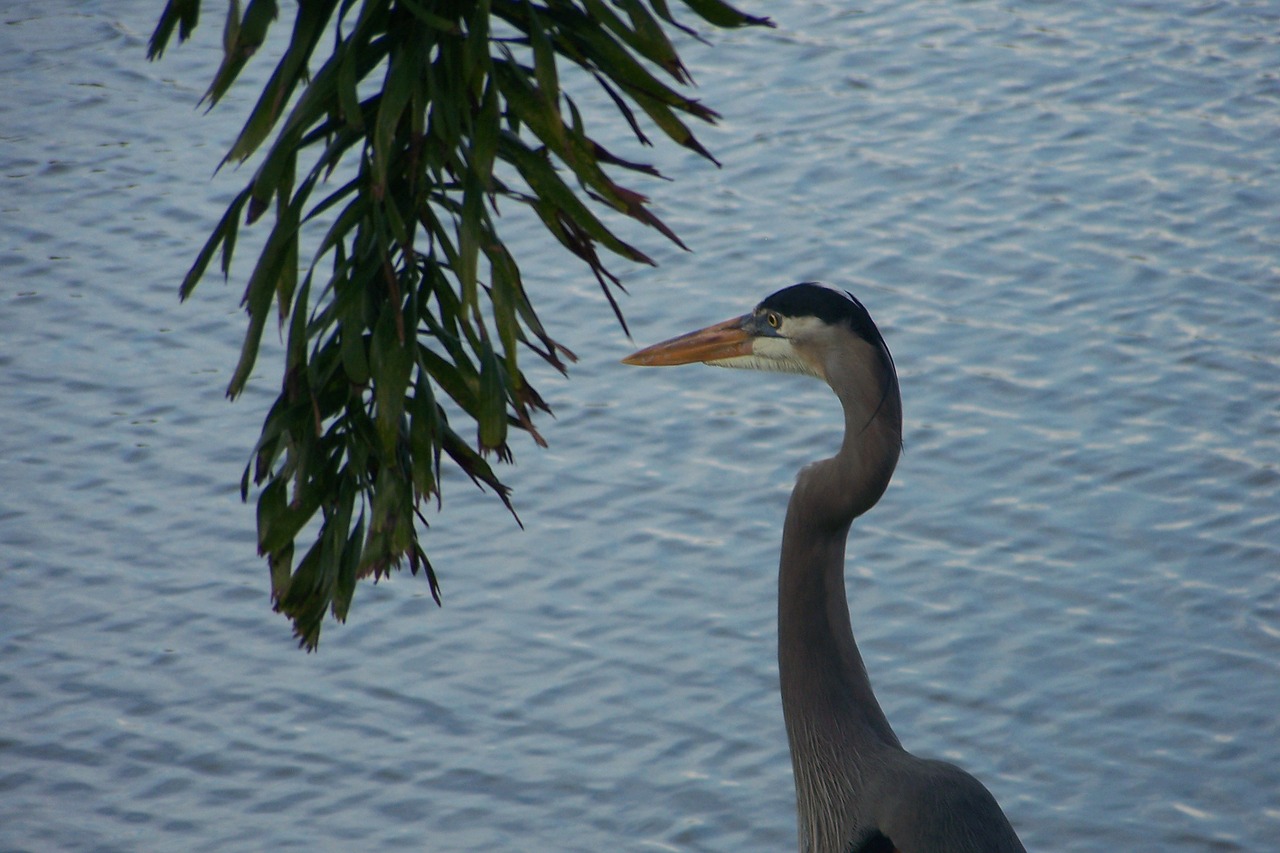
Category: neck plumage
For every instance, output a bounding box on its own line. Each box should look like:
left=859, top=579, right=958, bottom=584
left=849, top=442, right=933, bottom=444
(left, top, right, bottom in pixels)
left=777, top=350, right=903, bottom=852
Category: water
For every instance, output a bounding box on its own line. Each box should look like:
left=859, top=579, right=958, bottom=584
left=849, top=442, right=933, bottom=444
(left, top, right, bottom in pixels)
left=2, top=2, right=1278, bottom=850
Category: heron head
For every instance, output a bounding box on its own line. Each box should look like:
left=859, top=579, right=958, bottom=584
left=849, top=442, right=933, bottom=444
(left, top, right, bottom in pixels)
left=623, top=282, right=895, bottom=389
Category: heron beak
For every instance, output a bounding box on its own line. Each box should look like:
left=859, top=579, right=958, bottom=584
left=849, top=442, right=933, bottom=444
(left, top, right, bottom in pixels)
left=622, top=314, right=755, bottom=366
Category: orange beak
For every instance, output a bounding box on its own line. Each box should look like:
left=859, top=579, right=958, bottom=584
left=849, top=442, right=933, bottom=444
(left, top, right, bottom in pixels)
left=622, top=315, right=755, bottom=366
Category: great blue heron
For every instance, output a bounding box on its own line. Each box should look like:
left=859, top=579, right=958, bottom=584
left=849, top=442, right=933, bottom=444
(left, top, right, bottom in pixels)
left=624, top=283, right=1025, bottom=853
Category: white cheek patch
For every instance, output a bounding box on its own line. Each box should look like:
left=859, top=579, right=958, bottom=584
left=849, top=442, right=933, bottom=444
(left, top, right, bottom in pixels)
left=708, top=336, right=824, bottom=379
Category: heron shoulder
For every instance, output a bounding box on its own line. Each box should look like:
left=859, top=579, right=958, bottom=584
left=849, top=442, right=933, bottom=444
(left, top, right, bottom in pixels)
left=871, top=757, right=1026, bottom=853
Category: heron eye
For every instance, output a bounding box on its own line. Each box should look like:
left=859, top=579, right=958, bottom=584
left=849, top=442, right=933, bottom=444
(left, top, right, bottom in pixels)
left=766, top=312, right=780, bottom=329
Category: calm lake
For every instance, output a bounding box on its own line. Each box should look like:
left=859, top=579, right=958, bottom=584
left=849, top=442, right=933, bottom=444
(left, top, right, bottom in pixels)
left=2, top=1, right=1278, bottom=850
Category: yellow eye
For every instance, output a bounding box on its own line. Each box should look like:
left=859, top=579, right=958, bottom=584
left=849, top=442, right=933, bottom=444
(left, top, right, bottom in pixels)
left=766, top=312, right=780, bottom=329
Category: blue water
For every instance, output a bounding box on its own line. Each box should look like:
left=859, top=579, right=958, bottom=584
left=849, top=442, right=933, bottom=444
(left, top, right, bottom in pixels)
left=2, top=2, right=1278, bottom=851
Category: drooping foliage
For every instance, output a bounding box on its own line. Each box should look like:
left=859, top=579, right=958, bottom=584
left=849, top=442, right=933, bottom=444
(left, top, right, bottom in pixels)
left=149, top=0, right=770, bottom=649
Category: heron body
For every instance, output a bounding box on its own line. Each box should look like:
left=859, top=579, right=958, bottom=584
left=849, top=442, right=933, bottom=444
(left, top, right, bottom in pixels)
left=624, top=283, right=1025, bottom=853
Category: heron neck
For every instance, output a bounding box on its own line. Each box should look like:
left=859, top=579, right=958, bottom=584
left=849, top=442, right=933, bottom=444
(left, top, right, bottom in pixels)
left=777, top=374, right=903, bottom=850
left=777, top=446, right=901, bottom=751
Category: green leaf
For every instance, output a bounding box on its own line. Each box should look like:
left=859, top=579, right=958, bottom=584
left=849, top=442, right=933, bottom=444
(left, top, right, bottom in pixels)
left=526, top=4, right=560, bottom=108
left=401, top=0, right=462, bottom=33
left=311, top=189, right=368, bottom=267
left=259, top=478, right=322, bottom=556
left=340, top=324, right=370, bottom=386
left=582, top=0, right=686, bottom=82
left=487, top=247, right=520, bottom=373
left=627, top=87, right=720, bottom=164
left=418, top=343, right=479, bottom=419
left=476, top=339, right=507, bottom=452
left=679, top=0, right=774, bottom=28
left=373, top=47, right=416, bottom=195
left=360, top=464, right=413, bottom=580
left=332, top=511, right=365, bottom=621
left=279, top=534, right=331, bottom=649
left=498, top=131, right=654, bottom=266
left=286, top=270, right=313, bottom=374
left=457, top=175, right=484, bottom=311
left=226, top=171, right=318, bottom=398
left=223, top=0, right=242, bottom=58
left=407, top=377, right=441, bottom=499
left=464, top=0, right=492, bottom=86
left=336, top=38, right=364, bottom=131
left=268, top=540, right=294, bottom=603
left=248, top=133, right=297, bottom=224
left=205, top=0, right=280, bottom=108
left=471, top=77, right=500, bottom=187
left=179, top=186, right=252, bottom=301
left=552, top=14, right=709, bottom=123
left=224, top=0, right=337, bottom=166
left=370, top=302, right=414, bottom=458
left=148, top=0, right=200, bottom=59
left=257, top=476, right=287, bottom=553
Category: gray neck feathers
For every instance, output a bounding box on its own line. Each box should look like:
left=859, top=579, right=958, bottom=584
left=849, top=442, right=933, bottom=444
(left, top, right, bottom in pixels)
left=776, top=340, right=903, bottom=852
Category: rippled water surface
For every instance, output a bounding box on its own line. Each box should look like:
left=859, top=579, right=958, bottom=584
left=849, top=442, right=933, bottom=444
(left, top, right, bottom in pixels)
left=3, top=2, right=1278, bottom=851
